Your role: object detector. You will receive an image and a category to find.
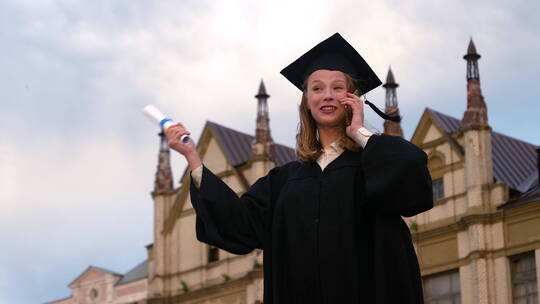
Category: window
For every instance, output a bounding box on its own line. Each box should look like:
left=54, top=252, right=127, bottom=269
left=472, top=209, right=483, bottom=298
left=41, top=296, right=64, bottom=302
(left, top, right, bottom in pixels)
left=511, top=252, right=538, bottom=304
left=89, top=288, right=99, bottom=302
left=208, top=245, right=219, bottom=263
left=433, top=178, right=444, bottom=202
left=423, top=270, right=461, bottom=304
left=428, top=155, right=444, bottom=171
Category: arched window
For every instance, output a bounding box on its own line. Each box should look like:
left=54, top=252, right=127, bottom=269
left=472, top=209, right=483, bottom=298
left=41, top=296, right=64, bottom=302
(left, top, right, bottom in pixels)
left=89, top=288, right=99, bottom=301
left=428, top=155, right=444, bottom=171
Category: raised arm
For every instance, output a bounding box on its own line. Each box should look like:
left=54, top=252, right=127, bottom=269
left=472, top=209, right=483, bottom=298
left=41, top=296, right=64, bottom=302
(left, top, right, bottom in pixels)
left=165, top=122, right=280, bottom=254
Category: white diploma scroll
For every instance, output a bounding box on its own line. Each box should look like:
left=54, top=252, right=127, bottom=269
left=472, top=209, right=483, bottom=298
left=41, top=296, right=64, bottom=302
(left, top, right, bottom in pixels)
left=143, top=105, right=190, bottom=144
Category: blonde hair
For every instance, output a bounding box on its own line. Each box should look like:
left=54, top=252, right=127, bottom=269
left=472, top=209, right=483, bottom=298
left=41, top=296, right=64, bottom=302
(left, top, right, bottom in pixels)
left=295, top=72, right=361, bottom=163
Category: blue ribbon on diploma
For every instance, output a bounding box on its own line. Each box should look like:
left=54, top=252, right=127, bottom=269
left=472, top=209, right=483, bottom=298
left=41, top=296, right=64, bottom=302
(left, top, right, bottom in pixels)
left=160, top=118, right=172, bottom=127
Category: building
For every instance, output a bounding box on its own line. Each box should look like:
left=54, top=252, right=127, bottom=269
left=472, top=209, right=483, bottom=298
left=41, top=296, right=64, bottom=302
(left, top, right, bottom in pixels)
left=407, top=39, right=540, bottom=304
left=47, top=263, right=148, bottom=304
left=49, top=39, right=540, bottom=304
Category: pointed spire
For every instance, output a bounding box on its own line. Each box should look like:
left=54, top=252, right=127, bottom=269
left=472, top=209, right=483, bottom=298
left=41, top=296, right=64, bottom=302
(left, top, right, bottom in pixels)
left=154, top=130, right=173, bottom=194
left=255, top=79, right=270, bottom=118
left=256, top=79, right=269, bottom=98
left=382, top=67, right=403, bottom=137
left=252, top=79, right=274, bottom=159
left=466, top=38, right=479, bottom=57
left=385, top=67, right=396, bottom=85
left=462, top=38, right=488, bottom=128
left=383, top=66, right=399, bottom=108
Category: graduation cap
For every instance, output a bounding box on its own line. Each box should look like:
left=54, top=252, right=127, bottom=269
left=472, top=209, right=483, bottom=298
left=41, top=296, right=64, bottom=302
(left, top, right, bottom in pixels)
left=280, top=33, right=400, bottom=122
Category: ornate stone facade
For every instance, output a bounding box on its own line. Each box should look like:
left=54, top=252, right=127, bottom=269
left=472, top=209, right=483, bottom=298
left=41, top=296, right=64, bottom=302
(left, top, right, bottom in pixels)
left=50, top=40, right=540, bottom=304
left=408, top=39, right=539, bottom=304
left=47, top=265, right=148, bottom=304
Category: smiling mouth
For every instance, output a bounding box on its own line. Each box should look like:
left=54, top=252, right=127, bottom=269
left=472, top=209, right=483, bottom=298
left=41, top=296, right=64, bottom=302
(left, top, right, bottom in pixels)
left=320, top=106, right=337, bottom=112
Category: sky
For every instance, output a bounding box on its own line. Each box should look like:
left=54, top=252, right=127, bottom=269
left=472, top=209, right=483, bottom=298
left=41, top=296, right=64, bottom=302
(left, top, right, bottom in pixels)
left=1, top=0, right=539, bottom=303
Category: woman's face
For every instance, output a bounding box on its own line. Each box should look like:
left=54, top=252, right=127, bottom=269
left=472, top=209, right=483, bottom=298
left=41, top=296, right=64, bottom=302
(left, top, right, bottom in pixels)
left=305, top=69, right=348, bottom=128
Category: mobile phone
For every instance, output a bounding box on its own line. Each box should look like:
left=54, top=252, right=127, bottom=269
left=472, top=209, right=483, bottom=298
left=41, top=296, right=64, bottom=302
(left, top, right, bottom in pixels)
left=344, top=89, right=360, bottom=126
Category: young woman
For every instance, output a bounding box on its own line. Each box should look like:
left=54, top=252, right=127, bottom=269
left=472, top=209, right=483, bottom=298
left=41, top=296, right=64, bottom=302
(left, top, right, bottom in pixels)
left=166, top=33, right=433, bottom=304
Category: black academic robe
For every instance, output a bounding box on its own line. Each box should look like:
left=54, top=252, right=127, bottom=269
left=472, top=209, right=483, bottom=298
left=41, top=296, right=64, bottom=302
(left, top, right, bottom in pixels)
left=189, top=134, right=433, bottom=304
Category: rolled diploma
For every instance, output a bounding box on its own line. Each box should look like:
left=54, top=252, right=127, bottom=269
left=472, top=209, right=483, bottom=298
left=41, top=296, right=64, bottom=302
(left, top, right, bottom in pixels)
left=143, top=105, right=190, bottom=143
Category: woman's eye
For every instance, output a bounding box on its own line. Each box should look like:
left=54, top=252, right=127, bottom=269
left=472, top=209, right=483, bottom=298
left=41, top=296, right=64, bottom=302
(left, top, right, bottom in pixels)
left=334, top=86, right=344, bottom=90
left=313, top=87, right=321, bottom=92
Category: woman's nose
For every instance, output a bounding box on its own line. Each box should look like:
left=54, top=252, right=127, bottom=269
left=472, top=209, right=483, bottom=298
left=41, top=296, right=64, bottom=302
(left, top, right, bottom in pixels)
left=323, top=88, right=334, bottom=100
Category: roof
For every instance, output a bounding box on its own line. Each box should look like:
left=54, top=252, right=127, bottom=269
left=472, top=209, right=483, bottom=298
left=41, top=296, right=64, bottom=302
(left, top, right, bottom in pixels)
left=207, top=121, right=297, bottom=167
left=501, top=184, right=540, bottom=209
left=91, top=265, right=122, bottom=276
left=115, top=260, right=148, bottom=285
left=427, top=108, right=538, bottom=193
left=68, top=265, right=122, bottom=287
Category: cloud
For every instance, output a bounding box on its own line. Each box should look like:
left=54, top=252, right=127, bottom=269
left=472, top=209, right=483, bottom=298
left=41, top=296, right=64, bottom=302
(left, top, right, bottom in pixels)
left=0, top=130, right=156, bottom=302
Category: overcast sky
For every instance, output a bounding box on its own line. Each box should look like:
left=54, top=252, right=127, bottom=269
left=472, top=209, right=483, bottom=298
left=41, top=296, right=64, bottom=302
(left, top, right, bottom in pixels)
left=1, top=0, right=539, bottom=303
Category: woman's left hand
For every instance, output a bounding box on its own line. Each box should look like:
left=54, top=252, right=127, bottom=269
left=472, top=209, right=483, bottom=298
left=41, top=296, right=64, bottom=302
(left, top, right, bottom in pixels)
left=340, top=92, right=365, bottom=139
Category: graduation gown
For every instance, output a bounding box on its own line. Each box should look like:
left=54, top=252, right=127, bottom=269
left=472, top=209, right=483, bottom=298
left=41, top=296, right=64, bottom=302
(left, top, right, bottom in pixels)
left=189, top=134, right=433, bottom=304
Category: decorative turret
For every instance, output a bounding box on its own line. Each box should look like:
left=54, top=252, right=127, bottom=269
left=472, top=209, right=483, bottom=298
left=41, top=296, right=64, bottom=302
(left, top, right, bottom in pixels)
left=250, top=79, right=275, bottom=180
left=461, top=38, right=493, bottom=194
left=459, top=37, right=496, bottom=304
left=462, top=38, right=488, bottom=127
left=382, top=67, right=404, bottom=137
left=252, top=79, right=274, bottom=158
left=153, top=130, right=173, bottom=194
left=149, top=129, right=176, bottom=297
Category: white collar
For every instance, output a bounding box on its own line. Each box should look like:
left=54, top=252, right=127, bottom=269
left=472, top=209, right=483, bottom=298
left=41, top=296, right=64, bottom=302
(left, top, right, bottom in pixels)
left=322, top=140, right=344, bottom=154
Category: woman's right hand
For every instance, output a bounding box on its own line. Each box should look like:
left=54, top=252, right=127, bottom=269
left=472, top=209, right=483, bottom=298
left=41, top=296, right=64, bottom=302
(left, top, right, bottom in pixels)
left=165, top=123, right=202, bottom=170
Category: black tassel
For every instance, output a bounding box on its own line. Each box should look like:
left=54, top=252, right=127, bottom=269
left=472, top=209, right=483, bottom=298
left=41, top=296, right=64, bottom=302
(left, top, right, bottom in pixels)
left=364, top=99, right=401, bottom=122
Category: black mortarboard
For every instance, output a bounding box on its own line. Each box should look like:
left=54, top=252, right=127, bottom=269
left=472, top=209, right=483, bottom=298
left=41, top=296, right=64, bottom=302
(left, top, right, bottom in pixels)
left=280, top=33, right=400, bottom=122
